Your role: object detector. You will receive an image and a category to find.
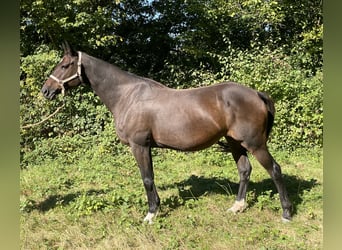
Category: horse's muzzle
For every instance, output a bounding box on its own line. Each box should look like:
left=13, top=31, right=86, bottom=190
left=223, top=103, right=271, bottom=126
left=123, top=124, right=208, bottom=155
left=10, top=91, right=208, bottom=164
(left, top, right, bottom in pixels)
left=41, top=86, right=61, bottom=100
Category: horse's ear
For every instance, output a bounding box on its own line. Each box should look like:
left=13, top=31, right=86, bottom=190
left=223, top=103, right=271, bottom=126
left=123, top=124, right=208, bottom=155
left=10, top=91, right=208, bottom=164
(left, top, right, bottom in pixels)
left=62, top=41, right=76, bottom=56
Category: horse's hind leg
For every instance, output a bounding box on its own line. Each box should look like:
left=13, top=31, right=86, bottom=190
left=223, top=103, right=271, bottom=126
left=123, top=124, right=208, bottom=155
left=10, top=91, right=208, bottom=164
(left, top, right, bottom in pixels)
left=252, top=146, right=292, bottom=221
left=227, top=138, right=252, bottom=214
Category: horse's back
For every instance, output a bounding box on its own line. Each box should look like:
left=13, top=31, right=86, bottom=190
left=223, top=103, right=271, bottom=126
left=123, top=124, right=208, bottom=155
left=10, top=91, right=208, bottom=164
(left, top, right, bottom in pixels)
left=148, top=82, right=267, bottom=150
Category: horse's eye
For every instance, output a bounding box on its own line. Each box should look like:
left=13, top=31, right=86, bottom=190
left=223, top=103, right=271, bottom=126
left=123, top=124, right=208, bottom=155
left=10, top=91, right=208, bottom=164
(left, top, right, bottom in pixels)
left=61, top=64, right=69, bottom=69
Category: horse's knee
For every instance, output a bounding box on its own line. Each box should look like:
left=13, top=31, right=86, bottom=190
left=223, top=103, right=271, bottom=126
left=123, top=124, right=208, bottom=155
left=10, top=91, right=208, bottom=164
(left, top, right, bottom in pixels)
left=237, top=156, right=252, bottom=180
left=272, top=163, right=283, bottom=180
left=239, top=166, right=251, bottom=182
left=143, top=177, right=154, bottom=191
left=242, top=160, right=252, bottom=174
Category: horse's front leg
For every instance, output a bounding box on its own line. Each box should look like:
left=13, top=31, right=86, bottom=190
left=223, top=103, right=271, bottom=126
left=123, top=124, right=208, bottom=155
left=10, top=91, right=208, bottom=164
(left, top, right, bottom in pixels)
left=130, top=143, right=160, bottom=224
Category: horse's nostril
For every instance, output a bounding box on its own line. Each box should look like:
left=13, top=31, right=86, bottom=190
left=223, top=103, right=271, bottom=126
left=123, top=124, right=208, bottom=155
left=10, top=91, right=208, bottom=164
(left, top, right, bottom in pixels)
left=41, top=88, right=51, bottom=99
left=42, top=88, right=48, bottom=96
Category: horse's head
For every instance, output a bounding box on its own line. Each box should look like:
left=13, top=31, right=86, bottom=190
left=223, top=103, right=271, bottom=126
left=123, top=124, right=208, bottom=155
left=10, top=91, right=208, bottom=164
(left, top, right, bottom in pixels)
left=41, top=42, right=83, bottom=99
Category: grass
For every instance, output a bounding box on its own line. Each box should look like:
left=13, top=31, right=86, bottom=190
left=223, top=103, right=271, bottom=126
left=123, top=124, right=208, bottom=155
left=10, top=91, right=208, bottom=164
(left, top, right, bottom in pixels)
left=20, top=143, right=322, bottom=249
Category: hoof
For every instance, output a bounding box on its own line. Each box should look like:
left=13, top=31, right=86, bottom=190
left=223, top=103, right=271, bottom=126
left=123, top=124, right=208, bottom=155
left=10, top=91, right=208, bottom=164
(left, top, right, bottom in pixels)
left=227, top=199, right=247, bottom=214
left=281, top=216, right=291, bottom=223
left=281, top=207, right=292, bottom=223
left=143, top=212, right=157, bottom=224
left=281, top=211, right=292, bottom=223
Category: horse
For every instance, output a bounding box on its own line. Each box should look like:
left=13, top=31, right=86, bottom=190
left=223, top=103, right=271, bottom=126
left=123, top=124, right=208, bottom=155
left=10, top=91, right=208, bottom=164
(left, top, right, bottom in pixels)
left=41, top=42, right=292, bottom=223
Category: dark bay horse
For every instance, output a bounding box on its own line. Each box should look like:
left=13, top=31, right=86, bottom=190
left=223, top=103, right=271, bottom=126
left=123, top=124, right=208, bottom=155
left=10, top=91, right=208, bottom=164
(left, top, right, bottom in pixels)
left=41, top=43, right=292, bottom=223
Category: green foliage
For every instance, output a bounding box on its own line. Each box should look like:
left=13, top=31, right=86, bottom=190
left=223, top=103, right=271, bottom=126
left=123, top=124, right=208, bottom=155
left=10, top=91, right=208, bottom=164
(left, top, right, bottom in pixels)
left=20, top=0, right=121, bottom=55
left=20, top=46, right=62, bottom=159
left=20, top=0, right=322, bottom=76
left=69, top=192, right=110, bottom=216
left=255, top=190, right=280, bottom=212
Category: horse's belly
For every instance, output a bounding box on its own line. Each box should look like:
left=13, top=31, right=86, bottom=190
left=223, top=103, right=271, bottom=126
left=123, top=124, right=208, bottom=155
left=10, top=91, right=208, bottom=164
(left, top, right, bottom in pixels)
left=152, top=120, right=225, bottom=151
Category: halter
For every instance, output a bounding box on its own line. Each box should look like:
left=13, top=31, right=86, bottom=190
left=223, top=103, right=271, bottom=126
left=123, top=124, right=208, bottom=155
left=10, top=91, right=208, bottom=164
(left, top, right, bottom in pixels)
left=49, top=51, right=84, bottom=95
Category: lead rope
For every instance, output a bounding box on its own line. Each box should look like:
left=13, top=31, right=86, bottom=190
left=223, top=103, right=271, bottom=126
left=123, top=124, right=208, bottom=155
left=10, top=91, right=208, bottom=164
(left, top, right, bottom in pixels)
left=20, top=101, right=65, bottom=129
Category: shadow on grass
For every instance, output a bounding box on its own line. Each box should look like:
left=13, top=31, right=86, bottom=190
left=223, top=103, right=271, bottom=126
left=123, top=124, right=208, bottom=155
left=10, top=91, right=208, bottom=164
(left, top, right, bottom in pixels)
left=23, top=189, right=109, bottom=213
left=23, top=174, right=319, bottom=218
left=159, top=174, right=320, bottom=217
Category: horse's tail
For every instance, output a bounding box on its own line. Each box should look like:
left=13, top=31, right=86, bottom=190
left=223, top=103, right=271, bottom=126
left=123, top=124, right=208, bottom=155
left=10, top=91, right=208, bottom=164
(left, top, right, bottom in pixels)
left=257, top=91, right=275, bottom=138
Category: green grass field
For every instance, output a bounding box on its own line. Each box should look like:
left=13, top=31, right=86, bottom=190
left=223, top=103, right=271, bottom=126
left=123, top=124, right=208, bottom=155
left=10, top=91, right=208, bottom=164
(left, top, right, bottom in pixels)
left=20, top=144, right=322, bottom=249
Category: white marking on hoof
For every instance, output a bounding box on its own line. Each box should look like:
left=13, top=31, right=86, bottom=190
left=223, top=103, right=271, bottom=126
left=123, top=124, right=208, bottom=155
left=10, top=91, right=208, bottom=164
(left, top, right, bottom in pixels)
left=281, top=217, right=291, bottom=223
left=143, top=212, right=157, bottom=224
left=227, top=199, right=247, bottom=214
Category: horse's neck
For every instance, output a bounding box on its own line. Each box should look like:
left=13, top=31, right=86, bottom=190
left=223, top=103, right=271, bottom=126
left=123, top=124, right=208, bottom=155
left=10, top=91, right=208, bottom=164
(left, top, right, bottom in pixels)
left=82, top=54, right=135, bottom=115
